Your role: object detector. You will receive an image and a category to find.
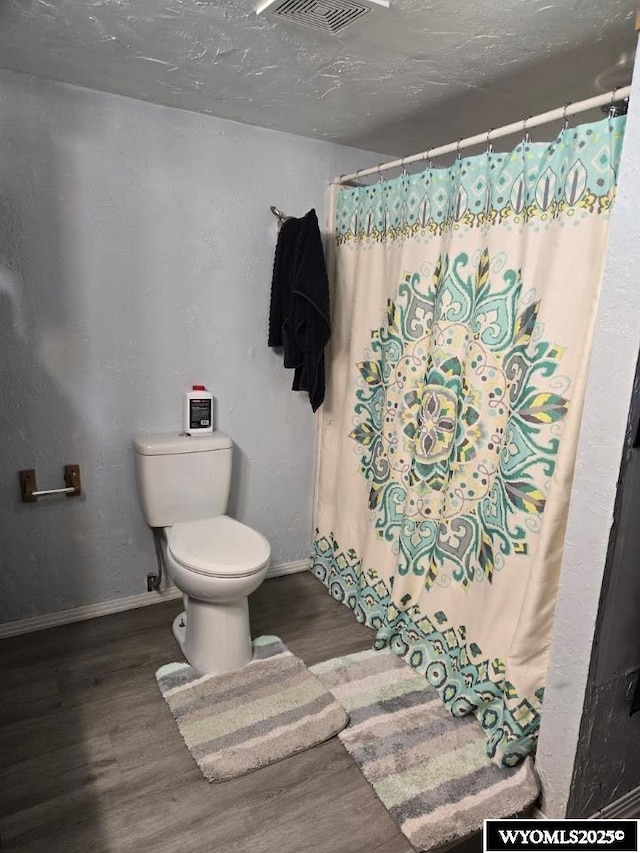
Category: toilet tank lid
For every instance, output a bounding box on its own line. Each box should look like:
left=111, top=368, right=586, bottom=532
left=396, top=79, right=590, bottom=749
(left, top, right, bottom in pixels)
left=134, top=432, right=232, bottom=456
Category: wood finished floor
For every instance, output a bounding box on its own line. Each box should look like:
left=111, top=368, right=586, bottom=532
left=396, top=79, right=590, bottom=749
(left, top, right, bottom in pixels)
left=0, top=572, right=482, bottom=853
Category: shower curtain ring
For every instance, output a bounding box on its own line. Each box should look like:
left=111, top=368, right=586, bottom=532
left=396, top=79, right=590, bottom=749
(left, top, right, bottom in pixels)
left=522, top=115, right=531, bottom=145
left=486, top=128, right=493, bottom=155
left=608, top=86, right=619, bottom=118
left=456, top=139, right=462, bottom=160
left=377, top=163, right=384, bottom=183
left=400, top=157, right=408, bottom=179
left=562, top=103, right=571, bottom=131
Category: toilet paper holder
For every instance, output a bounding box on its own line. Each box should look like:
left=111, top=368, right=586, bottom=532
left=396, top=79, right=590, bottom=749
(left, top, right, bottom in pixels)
left=19, top=465, right=82, bottom=503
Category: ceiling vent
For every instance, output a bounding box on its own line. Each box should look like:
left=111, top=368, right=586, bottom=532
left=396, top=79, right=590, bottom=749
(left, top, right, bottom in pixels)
left=256, top=0, right=390, bottom=35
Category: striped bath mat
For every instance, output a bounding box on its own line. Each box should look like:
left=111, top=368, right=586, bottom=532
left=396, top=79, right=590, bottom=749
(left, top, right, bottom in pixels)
left=156, top=636, right=349, bottom=782
left=311, top=648, right=539, bottom=852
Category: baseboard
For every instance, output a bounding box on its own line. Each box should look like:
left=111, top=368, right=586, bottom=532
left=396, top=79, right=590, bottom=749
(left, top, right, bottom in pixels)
left=0, top=559, right=309, bottom=639
left=0, top=587, right=183, bottom=639
left=533, top=785, right=640, bottom=821
left=592, top=785, right=640, bottom=820
left=267, top=559, right=308, bottom=578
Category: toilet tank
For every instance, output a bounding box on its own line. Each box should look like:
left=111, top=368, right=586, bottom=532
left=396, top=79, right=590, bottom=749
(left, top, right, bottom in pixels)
left=134, top=432, right=233, bottom=527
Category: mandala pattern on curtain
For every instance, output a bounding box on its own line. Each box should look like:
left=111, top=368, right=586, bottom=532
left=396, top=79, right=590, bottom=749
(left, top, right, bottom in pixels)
left=312, top=116, right=626, bottom=766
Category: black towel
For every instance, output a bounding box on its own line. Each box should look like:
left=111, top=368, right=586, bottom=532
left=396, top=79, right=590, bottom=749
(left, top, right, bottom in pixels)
left=268, top=209, right=330, bottom=412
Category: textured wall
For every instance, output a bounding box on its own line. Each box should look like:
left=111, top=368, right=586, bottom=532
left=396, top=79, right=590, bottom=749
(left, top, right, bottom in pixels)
left=536, top=36, right=640, bottom=818
left=0, top=69, right=380, bottom=623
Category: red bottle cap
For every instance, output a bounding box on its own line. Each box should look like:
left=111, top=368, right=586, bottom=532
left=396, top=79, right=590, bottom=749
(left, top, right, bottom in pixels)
left=192, top=385, right=206, bottom=391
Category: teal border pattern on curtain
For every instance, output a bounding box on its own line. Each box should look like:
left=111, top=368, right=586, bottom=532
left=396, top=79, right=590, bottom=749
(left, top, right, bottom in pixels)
left=317, top=115, right=628, bottom=766
left=310, top=531, right=540, bottom=767
left=336, top=117, right=626, bottom=243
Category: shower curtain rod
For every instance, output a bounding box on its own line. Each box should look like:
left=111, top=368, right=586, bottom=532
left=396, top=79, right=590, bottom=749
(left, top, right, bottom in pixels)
left=334, top=86, right=631, bottom=186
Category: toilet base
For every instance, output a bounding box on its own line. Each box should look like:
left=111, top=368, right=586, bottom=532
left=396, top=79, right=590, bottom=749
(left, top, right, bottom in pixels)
left=171, top=596, right=253, bottom=675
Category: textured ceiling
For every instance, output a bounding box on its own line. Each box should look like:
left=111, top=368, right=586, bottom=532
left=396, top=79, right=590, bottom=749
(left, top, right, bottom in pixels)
left=0, top=0, right=636, bottom=155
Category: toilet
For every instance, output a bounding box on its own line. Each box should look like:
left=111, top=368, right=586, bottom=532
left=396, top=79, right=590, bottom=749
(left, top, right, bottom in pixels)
left=134, top=432, right=270, bottom=674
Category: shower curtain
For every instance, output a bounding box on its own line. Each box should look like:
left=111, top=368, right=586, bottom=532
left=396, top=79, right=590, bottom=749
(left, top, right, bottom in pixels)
left=312, top=115, right=626, bottom=766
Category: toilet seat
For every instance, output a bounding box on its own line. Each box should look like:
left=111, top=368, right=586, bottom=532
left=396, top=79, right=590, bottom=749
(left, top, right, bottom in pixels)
left=167, top=516, right=270, bottom=579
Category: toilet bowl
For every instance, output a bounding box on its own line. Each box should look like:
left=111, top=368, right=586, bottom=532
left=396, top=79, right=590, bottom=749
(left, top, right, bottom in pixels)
left=161, top=516, right=270, bottom=674
left=133, top=432, right=271, bottom=675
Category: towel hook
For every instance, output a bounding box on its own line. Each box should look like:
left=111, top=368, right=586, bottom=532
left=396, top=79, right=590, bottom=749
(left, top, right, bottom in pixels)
left=270, top=204, right=292, bottom=230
